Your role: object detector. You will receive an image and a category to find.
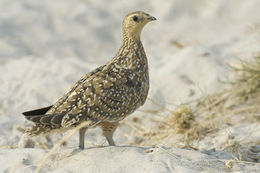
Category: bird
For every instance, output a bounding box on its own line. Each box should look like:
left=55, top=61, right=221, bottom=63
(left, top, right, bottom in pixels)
left=22, top=11, right=156, bottom=149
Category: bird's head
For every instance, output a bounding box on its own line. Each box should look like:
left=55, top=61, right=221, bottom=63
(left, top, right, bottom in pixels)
left=122, top=11, right=156, bottom=41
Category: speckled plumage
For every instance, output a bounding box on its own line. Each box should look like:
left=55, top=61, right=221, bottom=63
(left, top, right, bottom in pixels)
left=22, top=11, right=156, bottom=149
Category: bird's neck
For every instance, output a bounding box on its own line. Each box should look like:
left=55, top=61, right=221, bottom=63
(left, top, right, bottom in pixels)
left=122, top=36, right=141, bottom=49
left=117, top=36, right=143, bottom=60
left=123, top=29, right=141, bottom=42
left=109, top=36, right=147, bottom=70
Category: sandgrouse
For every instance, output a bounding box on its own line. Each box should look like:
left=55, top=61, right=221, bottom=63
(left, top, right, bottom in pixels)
left=22, top=11, right=156, bottom=149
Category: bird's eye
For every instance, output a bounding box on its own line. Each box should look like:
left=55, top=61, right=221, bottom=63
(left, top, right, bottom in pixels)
left=132, top=16, right=138, bottom=22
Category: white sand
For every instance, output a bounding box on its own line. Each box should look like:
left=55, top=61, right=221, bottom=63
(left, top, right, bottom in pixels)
left=0, top=147, right=226, bottom=172
left=0, top=0, right=260, bottom=172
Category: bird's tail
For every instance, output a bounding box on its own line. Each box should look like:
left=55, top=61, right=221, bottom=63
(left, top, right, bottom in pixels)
left=22, top=105, right=93, bottom=136
left=22, top=105, right=60, bottom=136
left=22, top=105, right=53, bottom=121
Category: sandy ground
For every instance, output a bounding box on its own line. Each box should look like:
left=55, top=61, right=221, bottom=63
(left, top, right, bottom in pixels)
left=0, top=0, right=260, bottom=172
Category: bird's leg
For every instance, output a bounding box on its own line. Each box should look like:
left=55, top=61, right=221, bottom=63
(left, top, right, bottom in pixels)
left=79, top=127, right=87, bottom=149
left=99, top=121, right=119, bottom=146
left=105, top=133, right=115, bottom=146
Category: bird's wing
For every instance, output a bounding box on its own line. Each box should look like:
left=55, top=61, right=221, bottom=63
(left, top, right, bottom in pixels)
left=46, top=65, right=106, bottom=115
left=61, top=66, right=143, bottom=127
left=24, top=64, right=141, bottom=129
left=22, top=65, right=105, bottom=128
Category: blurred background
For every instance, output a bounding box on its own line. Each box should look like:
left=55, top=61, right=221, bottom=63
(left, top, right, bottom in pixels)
left=0, top=0, right=260, bottom=154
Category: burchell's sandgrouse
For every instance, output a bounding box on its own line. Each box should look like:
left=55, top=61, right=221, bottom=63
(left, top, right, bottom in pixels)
left=22, top=11, right=156, bottom=149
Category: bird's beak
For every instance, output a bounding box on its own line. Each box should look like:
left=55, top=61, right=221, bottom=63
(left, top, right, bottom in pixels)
left=147, top=16, right=157, bottom=21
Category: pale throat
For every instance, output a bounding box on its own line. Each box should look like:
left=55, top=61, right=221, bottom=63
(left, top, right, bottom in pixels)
left=122, top=25, right=144, bottom=42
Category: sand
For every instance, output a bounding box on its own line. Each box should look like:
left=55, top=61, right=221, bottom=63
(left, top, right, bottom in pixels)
left=0, top=0, right=260, bottom=172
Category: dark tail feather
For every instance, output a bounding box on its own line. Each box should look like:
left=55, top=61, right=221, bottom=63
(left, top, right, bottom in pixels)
left=40, top=114, right=63, bottom=128
left=51, top=114, right=65, bottom=126
left=22, top=105, right=53, bottom=117
left=26, top=115, right=43, bottom=123
left=38, top=113, right=65, bottom=127
left=40, top=114, right=54, bottom=125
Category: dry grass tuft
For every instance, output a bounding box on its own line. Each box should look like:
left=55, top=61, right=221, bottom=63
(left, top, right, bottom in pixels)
left=231, top=56, right=260, bottom=96
left=161, top=105, right=213, bottom=143
left=164, top=106, right=194, bottom=133
left=131, top=55, right=260, bottom=162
